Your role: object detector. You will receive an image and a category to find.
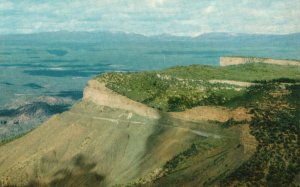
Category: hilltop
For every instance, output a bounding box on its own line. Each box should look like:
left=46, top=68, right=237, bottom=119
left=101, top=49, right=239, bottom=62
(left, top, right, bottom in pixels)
left=0, top=62, right=299, bottom=186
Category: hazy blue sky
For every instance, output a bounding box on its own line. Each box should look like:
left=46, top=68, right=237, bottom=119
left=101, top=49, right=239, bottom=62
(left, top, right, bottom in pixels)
left=0, top=0, right=299, bottom=36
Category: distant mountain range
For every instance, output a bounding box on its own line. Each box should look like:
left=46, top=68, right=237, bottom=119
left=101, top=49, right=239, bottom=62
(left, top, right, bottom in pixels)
left=1, top=31, right=299, bottom=45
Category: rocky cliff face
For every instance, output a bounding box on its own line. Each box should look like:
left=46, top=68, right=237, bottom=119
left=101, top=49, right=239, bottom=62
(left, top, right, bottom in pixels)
left=220, top=56, right=300, bottom=66
left=83, top=80, right=160, bottom=119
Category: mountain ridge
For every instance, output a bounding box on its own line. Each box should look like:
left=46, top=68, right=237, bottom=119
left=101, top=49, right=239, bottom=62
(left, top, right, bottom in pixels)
left=1, top=31, right=299, bottom=43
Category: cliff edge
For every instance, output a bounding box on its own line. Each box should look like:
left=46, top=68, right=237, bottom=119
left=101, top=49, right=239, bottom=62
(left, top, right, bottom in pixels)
left=220, top=56, right=300, bottom=66
left=83, top=80, right=160, bottom=119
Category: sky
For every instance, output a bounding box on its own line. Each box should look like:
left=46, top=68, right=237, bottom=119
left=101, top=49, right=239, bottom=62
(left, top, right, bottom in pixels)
left=0, top=0, right=299, bottom=36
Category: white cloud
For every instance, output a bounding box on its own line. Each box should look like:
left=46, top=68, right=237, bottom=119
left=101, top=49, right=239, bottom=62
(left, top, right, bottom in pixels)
left=204, top=5, right=216, bottom=14
left=0, top=1, right=14, bottom=10
left=0, top=0, right=299, bottom=35
left=26, top=3, right=53, bottom=13
left=148, top=0, right=167, bottom=8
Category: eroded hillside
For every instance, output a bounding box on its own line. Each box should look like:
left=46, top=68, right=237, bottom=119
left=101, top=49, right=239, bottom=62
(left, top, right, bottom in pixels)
left=0, top=63, right=299, bottom=187
left=0, top=77, right=255, bottom=187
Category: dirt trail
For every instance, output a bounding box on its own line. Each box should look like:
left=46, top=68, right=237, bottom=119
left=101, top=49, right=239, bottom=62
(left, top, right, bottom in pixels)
left=69, top=111, right=222, bottom=139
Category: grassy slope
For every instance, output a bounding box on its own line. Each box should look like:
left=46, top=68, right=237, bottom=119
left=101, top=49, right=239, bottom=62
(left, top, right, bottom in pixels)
left=162, top=63, right=300, bottom=82
left=97, top=72, right=242, bottom=112
left=96, top=63, right=299, bottom=112
left=0, top=101, right=192, bottom=186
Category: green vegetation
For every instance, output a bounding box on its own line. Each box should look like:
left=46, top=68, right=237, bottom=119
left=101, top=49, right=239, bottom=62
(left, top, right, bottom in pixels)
left=222, top=82, right=300, bottom=186
left=97, top=71, right=243, bottom=112
left=163, top=63, right=300, bottom=82
left=96, top=63, right=299, bottom=112
left=163, top=143, right=199, bottom=174
left=220, top=118, right=248, bottom=128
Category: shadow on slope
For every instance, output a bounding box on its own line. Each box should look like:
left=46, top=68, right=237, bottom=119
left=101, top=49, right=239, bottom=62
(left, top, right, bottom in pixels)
left=6, top=154, right=105, bottom=187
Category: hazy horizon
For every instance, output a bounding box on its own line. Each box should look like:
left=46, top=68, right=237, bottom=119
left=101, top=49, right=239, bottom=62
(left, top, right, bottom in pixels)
left=1, top=30, right=300, bottom=37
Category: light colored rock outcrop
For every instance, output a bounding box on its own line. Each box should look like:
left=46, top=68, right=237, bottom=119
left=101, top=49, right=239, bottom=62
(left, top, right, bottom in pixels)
left=83, top=80, right=160, bottom=119
left=208, top=79, right=255, bottom=87
left=220, top=56, right=300, bottom=66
